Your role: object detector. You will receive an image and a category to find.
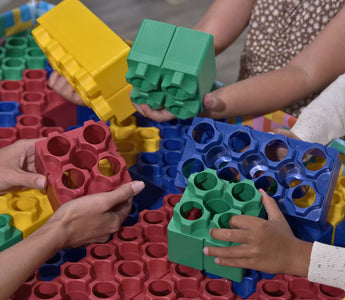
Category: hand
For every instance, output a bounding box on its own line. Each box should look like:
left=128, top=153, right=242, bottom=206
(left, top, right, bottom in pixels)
left=46, top=181, right=145, bottom=249
left=0, top=139, right=46, bottom=194
left=48, top=70, right=85, bottom=106
left=203, top=190, right=312, bottom=277
left=271, top=127, right=301, bottom=140
left=132, top=102, right=176, bottom=122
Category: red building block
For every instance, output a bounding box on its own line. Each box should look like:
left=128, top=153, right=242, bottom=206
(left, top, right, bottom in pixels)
left=0, top=80, right=24, bottom=101
left=0, top=127, right=17, bottom=149
left=22, top=69, right=47, bottom=91
left=35, top=120, right=131, bottom=210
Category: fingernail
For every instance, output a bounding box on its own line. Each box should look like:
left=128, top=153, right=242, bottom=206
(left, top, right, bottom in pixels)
left=131, top=181, right=145, bottom=195
left=204, top=94, right=216, bottom=109
left=203, top=247, right=209, bottom=255
left=36, top=177, right=46, bottom=190
left=214, top=257, right=220, bottom=264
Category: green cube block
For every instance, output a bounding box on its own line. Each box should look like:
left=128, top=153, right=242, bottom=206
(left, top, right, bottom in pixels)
left=0, top=214, right=22, bottom=251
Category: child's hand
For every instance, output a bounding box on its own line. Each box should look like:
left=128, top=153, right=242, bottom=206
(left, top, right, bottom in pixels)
left=203, top=190, right=312, bottom=277
left=0, top=139, right=46, bottom=194
left=48, top=71, right=85, bottom=106
left=132, top=102, right=176, bottom=122
left=271, top=127, right=301, bottom=140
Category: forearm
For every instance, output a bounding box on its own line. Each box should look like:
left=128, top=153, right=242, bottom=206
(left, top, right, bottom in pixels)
left=0, top=221, right=61, bottom=300
left=193, top=0, right=255, bottom=55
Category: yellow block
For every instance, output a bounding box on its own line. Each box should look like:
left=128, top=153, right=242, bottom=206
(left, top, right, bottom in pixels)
left=32, top=0, right=134, bottom=122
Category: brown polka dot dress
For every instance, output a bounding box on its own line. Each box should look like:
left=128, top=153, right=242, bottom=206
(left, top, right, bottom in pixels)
left=238, top=0, right=344, bottom=117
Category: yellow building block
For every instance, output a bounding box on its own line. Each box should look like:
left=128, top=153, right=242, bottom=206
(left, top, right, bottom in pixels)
left=110, top=116, right=161, bottom=167
left=0, top=189, right=53, bottom=238
left=32, top=0, right=135, bottom=122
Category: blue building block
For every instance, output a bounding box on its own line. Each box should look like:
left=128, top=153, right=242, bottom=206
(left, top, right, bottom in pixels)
left=175, top=117, right=341, bottom=242
left=0, top=101, right=20, bottom=127
left=334, top=218, right=345, bottom=247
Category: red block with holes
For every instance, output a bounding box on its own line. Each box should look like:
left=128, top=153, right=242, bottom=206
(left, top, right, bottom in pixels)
left=35, top=120, right=131, bottom=210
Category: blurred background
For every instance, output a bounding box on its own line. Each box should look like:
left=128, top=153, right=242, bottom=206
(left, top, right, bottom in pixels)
left=0, top=0, right=246, bottom=85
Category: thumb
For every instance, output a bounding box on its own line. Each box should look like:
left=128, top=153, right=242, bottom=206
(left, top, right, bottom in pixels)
left=12, top=171, right=46, bottom=190
left=259, top=189, right=286, bottom=222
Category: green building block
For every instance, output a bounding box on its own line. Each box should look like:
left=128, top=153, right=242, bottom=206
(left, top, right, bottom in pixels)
left=25, top=47, right=47, bottom=69
left=329, top=138, right=345, bottom=155
left=126, top=19, right=216, bottom=120
left=4, top=36, right=28, bottom=58
left=167, top=168, right=265, bottom=282
left=1, top=57, right=26, bottom=80
left=0, top=214, right=22, bottom=251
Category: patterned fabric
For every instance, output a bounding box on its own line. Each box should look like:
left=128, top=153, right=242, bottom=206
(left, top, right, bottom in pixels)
left=238, top=0, right=344, bottom=116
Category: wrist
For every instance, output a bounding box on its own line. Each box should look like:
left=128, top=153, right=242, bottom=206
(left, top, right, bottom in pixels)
left=287, top=239, right=313, bottom=277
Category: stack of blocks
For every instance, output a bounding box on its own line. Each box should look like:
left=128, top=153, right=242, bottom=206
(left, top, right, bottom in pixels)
left=32, top=0, right=136, bottom=123
left=168, top=168, right=265, bottom=282
left=175, top=117, right=341, bottom=242
left=127, top=19, right=216, bottom=119
left=35, top=120, right=131, bottom=210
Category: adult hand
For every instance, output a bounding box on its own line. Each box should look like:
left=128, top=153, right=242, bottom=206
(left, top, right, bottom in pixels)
left=0, top=139, right=46, bottom=194
left=48, top=70, right=85, bottom=106
left=47, top=181, right=145, bottom=249
left=203, top=190, right=312, bottom=277
left=132, top=103, right=176, bottom=122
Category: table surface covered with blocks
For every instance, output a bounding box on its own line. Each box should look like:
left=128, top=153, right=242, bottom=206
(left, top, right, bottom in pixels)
left=1, top=0, right=345, bottom=299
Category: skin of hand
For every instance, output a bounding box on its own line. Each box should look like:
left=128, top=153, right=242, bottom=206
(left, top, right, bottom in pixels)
left=271, top=127, right=301, bottom=140
left=203, top=190, right=313, bottom=277
left=0, top=139, right=46, bottom=194
left=48, top=70, right=85, bottom=106
left=0, top=180, right=145, bottom=300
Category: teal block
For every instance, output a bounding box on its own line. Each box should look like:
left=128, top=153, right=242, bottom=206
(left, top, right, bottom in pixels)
left=167, top=169, right=264, bottom=282
left=130, top=87, right=165, bottom=110
left=126, top=19, right=176, bottom=92
left=0, top=214, right=22, bottom=251
left=1, top=57, right=26, bottom=80
left=329, top=138, right=345, bottom=155
left=4, top=36, right=28, bottom=57
left=25, top=46, right=46, bottom=69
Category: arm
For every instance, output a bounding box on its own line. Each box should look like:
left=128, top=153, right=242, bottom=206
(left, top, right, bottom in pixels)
left=0, top=181, right=144, bottom=300
left=193, top=0, right=255, bottom=55
left=203, top=5, right=345, bottom=119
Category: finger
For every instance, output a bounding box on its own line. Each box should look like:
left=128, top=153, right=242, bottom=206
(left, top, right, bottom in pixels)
left=203, top=244, right=250, bottom=259
left=272, top=128, right=300, bottom=140
left=8, top=171, right=46, bottom=190
left=214, top=256, right=254, bottom=270
left=228, top=214, right=266, bottom=230
left=140, top=104, right=175, bottom=122
left=259, top=189, right=286, bottom=222
left=72, top=92, right=85, bottom=106
left=48, top=70, right=59, bottom=87
left=209, top=228, right=249, bottom=244
left=101, top=181, right=144, bottom=211
left=132, top=103, right=146, bottom=117
left=202, top=93, right=225, bottom=113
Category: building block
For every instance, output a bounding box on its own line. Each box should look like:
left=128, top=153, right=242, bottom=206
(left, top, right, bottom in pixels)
left=175, top=117, right=341, bottom=242
left=0, top=80, right=24, bottom=101
left=109, top=115, right=161, bottom=167
left=1, top=57, right=26, bottom=80
left=0, top=127, right=17, bottom=149
left=0, top=101, right=20, bottom=127
left=0, top=189, right=53, bottom=238
left=32, top=0, right=135, bottom=123
left=4, top=36, right=28, bottom=57
left=35, top=120, right=131, bottom=210
left=127, top=19, right=216, bottom=120
left=24, top=46, right=47, bottom=69
left=168, top=168, right=264, bottom=282
left=22, top=69, right=48, bottom=92
left=0, top=214, right=22, bottom=251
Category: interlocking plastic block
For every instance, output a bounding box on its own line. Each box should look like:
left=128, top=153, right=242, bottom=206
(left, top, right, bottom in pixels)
left=0, top=189, right=53, bottom=238
left=10, top=271, right=38, bottom=300
left=175, top=117, right=341, bottom=242
left=4, top=36, right=28, bottom=57
left=0, top=127, right=17, bottom=149
left=22, top=69, right=48, bottom=91
left=168, top=168, right=264, bottom=282
left=35, top=120, right=131, bottom=210
left=110, top=115, right=161, bottom=167
left=0, top=214, right=21, bottom=251
left=0, top=101, right=20, bottom=127
left=127, top=19, right=216, bottom=120
left=30, top=281, right=64, bottom=300
left=32, top=0, right=135, bottom=122
left=229, top=111, right=297, bottom=132
left=0, top=80, right=24, bottom=101
left=24, top=47, right=47, bottom=69
left=1, top=57, right=26, bottom=80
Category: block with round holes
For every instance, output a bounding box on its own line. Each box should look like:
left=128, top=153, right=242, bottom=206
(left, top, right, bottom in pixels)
left=168, top=168, right=264, bottom=282
left=175, top=117, right=341, bottom=241
left=35, top=120, right=131, bottom=210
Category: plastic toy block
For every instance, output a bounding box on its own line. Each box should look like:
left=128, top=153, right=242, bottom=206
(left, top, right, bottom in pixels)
left=232, top=269, right=260, bottom=299
left=22, top=69, right=48, bottom=91
left=329, top=138, right=345, bottom=155
left=32, top=0, right=135, bottom=123
left=0, top=189, right=53, bottom=238
left=168, top=168, right=264, bottom=282
left=4, top=36, right=28, bottom=57
left=30, top=281, right=64, bottom=300
left=0, top=80, right=24, bottom=101
left=0, top=214, right=21, bottom=251
left=1, top=57, right=26, bottom=80
left=110, top=115, right=161, bottom=167
left=0, top=127, right=17, bottom=149
left=25, top=47, right=47, bottom=69
left=0, top=101, right=20, bottom=127
left=127, top=19, right=216, bottom=120
left=175, top=117, right=341, bottom=242
left=35, top=120, right=131, bottom=210
left=10, top=271, right=39, bottom=300
left=16, top=114, right=42, bottom=139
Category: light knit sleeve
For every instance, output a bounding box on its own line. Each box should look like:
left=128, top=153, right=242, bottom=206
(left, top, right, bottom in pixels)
left=308, top=241, right=345, bottom=289
left=291, top=73, right=345, bottom=145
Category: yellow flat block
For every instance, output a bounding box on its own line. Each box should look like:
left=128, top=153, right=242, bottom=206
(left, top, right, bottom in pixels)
left=32, top=0, right=133, bottom=122
left=0, top=189, right=53, bottom=238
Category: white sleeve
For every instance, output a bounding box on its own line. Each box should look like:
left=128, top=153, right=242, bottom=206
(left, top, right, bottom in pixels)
left=291, top=73, right=345, bottom=145
left=308, top=241, right=345, bottom=289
